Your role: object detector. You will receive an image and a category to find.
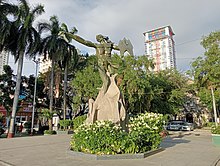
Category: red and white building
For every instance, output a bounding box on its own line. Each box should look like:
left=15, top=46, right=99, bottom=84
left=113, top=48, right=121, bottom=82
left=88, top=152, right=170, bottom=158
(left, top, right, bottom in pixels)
left=143, top=26, right=176, bottom=72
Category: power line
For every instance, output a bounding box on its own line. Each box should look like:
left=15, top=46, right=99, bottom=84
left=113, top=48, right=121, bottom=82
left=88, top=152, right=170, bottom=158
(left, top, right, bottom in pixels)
left=8, top=61, right=35, bottom=64
left=176, top=57, right=197, bottom=59
left=176, top=38, right=201, bottom=47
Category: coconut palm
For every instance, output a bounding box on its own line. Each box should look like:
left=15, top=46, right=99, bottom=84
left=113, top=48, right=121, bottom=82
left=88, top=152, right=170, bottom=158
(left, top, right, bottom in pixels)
left=58, top=23, right=78, bottom=120
left=0, top=0, right=19, bottom=51
left=38, top=16, right=72, bottom=130
left=1, top=0, right=44, bottom=138
left=61, top=43, right=78, bottom=120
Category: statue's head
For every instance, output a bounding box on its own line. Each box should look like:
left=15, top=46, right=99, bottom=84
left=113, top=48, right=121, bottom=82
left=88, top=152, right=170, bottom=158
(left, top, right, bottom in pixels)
left=96, top=34, right=109, bottom=43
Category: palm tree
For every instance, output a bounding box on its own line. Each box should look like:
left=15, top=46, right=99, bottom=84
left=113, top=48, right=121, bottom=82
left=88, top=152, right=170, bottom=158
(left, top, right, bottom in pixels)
left=59, top=24, right=78, bottom=120
left=61, top=43, right=78, bottom=120
left=1, top=0, right=44, bottom=138
left=0, top=0, right=18, bottom=51
left=38, top=16, right=71, bottom=130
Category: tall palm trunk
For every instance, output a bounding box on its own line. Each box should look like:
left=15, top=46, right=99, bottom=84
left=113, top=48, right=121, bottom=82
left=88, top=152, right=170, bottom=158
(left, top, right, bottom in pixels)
left=7, top=53, right=24, bottom=138
left=63, top=61, right=68, bottom=120
left=49, top=56, right=55, bottom=131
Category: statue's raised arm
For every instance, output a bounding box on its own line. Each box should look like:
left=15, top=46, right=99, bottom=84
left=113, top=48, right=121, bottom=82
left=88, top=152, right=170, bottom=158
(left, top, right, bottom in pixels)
left=67, top=33, right=96, bottom=48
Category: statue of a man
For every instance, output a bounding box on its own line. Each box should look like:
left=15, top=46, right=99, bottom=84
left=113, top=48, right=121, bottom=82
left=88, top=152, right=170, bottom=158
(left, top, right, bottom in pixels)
left=69, top=34, right=120, bottom=93
left=68, top=33, right=133, bottom=127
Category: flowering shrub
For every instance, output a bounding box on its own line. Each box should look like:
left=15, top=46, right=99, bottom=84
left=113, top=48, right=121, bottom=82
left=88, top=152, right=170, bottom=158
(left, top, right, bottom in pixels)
left=128, top=112, right=165, bottom=152
left=70, top=112, right=165, bottom=155
left=71, top=121, right=128, bottom=154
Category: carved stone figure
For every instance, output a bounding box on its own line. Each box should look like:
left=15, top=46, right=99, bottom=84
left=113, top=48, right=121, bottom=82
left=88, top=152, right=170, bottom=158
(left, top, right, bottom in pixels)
left=69, top=33, right=133, bottom=128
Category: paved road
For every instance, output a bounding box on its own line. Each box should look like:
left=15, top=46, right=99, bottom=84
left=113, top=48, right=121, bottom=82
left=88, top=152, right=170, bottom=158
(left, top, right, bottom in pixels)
left=0, top=130, right=220, bottom=166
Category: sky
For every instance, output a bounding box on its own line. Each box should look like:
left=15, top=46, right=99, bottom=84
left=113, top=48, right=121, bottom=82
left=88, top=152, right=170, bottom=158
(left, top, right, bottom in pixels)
left=8, top=0, right=220, bottom=76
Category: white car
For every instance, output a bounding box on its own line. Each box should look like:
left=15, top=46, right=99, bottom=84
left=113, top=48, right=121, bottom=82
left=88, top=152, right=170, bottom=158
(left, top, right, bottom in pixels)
left=167, top=121, right=184, bottom=131
left=181, top=122, right=194, bottom=131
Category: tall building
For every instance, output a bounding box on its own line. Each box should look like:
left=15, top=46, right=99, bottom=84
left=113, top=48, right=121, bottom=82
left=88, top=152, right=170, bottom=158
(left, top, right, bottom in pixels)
left=143, top=25, right=176, bottom=72
left=0, top=51, right=9, bottom=75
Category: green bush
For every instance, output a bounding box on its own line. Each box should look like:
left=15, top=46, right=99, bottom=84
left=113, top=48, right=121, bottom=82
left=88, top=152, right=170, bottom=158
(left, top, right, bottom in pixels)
left=204, top=122, right=215, bottom=127
left=70, top=112, right=165, bottom=155
left=24, top=121, right=31, bottom=128
left=72, top=115, right=87, bottom=130
left=211, top=126, right=220, bottom=134
left=44, top=130, right=57, bottom=135
left=59, top=120, right=73, bottom=129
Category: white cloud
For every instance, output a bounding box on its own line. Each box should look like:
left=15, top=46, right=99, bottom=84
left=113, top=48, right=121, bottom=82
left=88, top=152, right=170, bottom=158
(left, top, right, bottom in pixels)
left=11, top=0, right=220, bottom=75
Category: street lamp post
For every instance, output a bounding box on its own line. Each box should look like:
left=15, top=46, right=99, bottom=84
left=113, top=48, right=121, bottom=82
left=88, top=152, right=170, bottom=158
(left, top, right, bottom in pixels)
left=211, top=86, right=218, bottom=127
left=31, top=58, right=40, bottom=135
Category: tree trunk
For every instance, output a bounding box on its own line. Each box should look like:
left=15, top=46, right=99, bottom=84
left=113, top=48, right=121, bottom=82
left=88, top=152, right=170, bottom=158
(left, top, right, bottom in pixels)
left=49, top=56, right=55, bottom=131
left=63, top=62, right=68, bottom=120
left=7, top=53, right=24, bottom=138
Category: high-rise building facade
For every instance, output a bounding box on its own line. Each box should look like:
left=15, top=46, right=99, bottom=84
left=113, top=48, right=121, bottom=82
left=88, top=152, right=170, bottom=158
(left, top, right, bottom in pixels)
left=0, top=51, right=9, bottom=75
left=143, top=25, right=176, bottom=72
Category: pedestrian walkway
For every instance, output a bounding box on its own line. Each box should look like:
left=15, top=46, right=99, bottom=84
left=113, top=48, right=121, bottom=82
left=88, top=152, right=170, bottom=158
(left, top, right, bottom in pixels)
left=0, top=130, right=220, bottom=166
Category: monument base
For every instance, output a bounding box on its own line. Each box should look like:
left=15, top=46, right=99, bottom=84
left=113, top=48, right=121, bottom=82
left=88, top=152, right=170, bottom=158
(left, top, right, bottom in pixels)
left=67, top=147, right=164, bottom=160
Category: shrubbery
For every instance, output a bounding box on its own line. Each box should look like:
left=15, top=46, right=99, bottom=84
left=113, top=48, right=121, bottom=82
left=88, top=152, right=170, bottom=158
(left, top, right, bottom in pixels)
left=44, top=130, right=57, bottom=135
left=59, top=120, right=73, bottom=130
left=72, top=115, right=87, bottom=130
left=211, top=125, right=220, bottom=134
left=70, top=112, right=165, bottom=155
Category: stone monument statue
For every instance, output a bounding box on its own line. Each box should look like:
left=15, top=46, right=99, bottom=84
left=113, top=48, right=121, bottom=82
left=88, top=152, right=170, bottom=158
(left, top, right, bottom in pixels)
left=69, top=33, right=133, bottom=128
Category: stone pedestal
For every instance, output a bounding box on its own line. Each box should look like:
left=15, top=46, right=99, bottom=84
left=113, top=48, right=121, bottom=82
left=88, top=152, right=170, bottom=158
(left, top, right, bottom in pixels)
left=86, top=74, right=126, bottom=129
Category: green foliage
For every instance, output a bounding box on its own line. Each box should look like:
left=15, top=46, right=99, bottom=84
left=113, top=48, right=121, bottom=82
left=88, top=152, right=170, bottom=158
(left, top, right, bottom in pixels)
left=128, top=112, right=165, bottom=152
left=70, top=112, right=164, bottom=155
left=211, top=126, right=220, bottom=134
left=149, top=70, right=188, bottom=115
left=71, top=54, right=188, bottom=116
left=0, top=65, right=14, bottom=116
left=44, top=130, right=57, bottom=135
left=71, top=55, right=102, bottom=110
left=189, top=31, right=220, bottom=111
left=204, top=122, right=215, bottom=127
left=40, top=108, right=54, bottom=120
left=59, top=120, right=73, bottom=128
left=23, top=121, right=31, bottom=129
left=72, top=115, right=87, bottom=129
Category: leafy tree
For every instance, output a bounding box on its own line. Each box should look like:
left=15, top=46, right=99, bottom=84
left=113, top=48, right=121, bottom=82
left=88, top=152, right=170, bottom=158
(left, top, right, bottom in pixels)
left=149, top=70, right=188, bottom=115
left=112, top=54, right=153, bottom=114
left=189, top=31, right=220, bottom=121
left=0, top=65, right=15, bottom=117
left=71, top=55, right=102, bottom=116
left=71, top=54, right=188, bottom=116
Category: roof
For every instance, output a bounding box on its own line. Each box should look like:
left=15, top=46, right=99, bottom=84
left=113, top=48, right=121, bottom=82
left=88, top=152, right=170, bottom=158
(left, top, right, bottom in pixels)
left=143, top=25, right=175, bottom=36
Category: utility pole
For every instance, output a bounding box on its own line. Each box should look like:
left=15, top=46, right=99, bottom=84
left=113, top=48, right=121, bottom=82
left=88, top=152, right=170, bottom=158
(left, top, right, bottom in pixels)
left=31, top=58, right=40, bottom=135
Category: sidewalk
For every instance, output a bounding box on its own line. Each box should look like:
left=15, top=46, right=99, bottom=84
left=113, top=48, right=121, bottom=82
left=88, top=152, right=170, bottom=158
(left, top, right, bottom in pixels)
left=0, top=130, right=220, bottom=166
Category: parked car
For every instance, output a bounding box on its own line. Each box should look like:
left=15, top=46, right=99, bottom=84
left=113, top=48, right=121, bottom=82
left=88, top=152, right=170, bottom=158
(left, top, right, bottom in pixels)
left=181, top=122, right=194, bottom=131
left=167, top=121, right=184, bottom=131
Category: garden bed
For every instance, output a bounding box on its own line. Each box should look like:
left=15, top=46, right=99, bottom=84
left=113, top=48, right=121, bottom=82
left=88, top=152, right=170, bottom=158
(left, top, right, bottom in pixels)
left=56, top=130, right=74, bottom=135
left=67, top=147, right=164, bottom=160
